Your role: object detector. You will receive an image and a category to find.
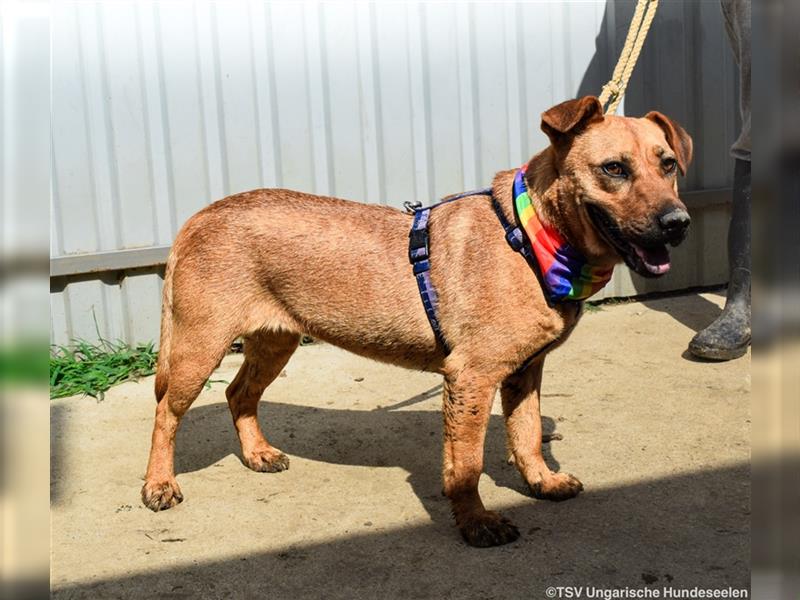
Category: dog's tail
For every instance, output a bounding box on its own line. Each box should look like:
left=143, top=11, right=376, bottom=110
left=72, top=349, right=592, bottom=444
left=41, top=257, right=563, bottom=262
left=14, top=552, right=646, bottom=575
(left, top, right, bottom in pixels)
left=154, top=247, right=178, bottom=403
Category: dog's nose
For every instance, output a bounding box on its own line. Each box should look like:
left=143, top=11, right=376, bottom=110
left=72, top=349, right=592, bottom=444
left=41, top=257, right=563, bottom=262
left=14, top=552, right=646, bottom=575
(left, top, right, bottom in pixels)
left=657, top=207, right=690, bottom=245
left=658, top=207, right=690, bottom=237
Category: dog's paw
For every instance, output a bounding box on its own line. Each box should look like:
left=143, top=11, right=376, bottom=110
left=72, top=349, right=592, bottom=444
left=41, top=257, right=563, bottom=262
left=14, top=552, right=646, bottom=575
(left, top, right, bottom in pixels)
left=529, top=472, right=583, bottom=501
left=244, top=448, right=290, bottom=473
left=458, top=511, right=520, bottom=548
left=141, top=479, right=184, bottom=512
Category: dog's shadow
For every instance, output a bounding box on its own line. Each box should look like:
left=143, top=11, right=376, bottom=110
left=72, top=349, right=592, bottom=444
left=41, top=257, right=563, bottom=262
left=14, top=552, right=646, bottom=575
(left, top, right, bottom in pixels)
left=175, top=385, right=561, bottom=525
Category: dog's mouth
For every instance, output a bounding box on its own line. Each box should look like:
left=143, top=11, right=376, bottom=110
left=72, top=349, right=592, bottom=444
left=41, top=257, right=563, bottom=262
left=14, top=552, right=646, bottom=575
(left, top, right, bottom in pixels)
left=586, top=204, right=671, bottom=278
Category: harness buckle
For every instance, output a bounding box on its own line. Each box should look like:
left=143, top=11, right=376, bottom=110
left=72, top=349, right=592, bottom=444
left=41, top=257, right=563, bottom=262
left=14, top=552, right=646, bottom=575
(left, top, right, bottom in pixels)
left=408, top=228, right=429, bottom=262
left=403, top=200, right=423, bottom=214
left=505, top=227, right=525, bottom=252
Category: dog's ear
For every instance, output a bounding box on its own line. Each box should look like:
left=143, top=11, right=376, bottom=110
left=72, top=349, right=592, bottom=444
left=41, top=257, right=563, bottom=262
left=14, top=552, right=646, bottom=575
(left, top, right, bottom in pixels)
left=645, top=111, right=693, bottom=175
left=541, top=96, right=604, bottom=144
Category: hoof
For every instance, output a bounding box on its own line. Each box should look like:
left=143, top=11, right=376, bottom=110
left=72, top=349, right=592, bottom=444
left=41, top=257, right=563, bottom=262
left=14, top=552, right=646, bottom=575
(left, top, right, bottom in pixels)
left=244, top=449, right=290, bottom=473
left=459, top=511, right=520, bottom=548
left=141, top=479, right=184, bottom=512
left=530, top=472, right=583, bottom=501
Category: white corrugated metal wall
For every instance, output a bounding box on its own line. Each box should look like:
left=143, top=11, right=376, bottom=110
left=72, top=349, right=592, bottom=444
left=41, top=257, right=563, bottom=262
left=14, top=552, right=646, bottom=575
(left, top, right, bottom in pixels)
left=50, top=1, right=740, bottom=346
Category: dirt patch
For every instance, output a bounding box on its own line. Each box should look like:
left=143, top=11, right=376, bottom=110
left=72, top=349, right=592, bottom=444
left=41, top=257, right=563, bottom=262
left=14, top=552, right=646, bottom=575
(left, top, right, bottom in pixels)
left=51, top=293, right=750, bottom=598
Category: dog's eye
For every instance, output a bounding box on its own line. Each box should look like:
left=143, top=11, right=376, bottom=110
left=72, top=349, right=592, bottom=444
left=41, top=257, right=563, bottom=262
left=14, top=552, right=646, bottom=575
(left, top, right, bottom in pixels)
left=662, top=158, right=678, bottom=174
left=601, top=162, right=628, bottom=178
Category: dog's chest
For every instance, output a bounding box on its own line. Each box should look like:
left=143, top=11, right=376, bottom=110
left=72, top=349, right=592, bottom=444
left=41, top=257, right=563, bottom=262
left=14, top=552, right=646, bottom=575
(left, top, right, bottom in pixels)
left=517, top=302, right=584, bottom=369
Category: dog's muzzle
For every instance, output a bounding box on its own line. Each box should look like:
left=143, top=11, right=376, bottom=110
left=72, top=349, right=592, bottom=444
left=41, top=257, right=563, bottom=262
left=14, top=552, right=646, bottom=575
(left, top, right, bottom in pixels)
left=587, top=203, right=691, bottom=278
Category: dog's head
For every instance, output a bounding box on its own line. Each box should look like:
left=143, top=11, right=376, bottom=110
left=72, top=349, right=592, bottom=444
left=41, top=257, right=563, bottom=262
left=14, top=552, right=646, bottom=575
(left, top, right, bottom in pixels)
left=536, top=96, right=693, bottom=278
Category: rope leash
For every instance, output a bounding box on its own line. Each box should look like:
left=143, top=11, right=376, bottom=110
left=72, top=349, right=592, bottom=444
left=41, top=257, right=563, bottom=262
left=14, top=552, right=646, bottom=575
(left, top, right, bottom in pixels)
left=598, top=0, right=659, bottom=115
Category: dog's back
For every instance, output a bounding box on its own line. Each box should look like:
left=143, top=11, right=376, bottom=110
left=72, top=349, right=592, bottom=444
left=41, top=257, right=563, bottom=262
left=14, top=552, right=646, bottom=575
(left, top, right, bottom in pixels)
left=163, top=189, right=439, bottom=370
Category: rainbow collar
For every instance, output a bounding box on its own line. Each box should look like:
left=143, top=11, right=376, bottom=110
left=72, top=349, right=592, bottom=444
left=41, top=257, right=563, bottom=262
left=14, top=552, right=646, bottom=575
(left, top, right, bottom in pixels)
left=513, top=164, right=613, bottom=302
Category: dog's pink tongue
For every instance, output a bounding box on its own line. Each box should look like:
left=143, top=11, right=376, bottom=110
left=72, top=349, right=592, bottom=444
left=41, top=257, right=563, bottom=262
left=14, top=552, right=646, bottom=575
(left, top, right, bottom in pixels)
left=633, top=244, right=671, bottom=275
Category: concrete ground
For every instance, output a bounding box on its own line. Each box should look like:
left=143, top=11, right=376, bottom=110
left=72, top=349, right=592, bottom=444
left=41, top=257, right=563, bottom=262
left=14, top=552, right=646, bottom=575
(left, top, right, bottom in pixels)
left=50, top=292, right=750, bottom=599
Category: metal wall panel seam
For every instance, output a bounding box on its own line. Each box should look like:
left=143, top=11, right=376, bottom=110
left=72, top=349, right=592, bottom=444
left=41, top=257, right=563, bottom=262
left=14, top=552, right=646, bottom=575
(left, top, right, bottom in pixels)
left=249, top=1, right=279, bottom=190
left=209, top=3, right=231, bottom=197
left=407, top=3, right=434, bottom=204
left=138, top=3, right=174, bottom=246
left=261, top=2, right=283, bottom=189
left=95, top=4, right=124, bottom=250
left=303, top=2, right=332, bottom=196
left=133, top=5, right=165, bottom=249
left=72, top=6, right=104, bottom=255
left=503, top=3, right=523, bottom=166
left=245, top=2, right=266, bottom=189
left=50, top=151, right=65, bottom=257
left=192, top=2, right=218, bottom=206
left=455, top=3, right=478, bottom=191
left=356, top=3, right=384, bottom=205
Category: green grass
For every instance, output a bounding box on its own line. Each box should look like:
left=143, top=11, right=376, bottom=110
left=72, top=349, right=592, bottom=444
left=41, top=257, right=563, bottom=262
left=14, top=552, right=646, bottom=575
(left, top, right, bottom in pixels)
left=50, top=339, right=158, bottom=400
left=584, top=297, right=638, bottom=313
left=583, top=301, right=603, bottom=313
left=50, top=339, right=231, bottom=400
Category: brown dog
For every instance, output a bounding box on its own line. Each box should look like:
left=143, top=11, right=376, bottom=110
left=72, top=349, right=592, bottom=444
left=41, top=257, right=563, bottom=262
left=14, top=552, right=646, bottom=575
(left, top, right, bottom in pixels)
left=142, top=96, right=692, bottom=547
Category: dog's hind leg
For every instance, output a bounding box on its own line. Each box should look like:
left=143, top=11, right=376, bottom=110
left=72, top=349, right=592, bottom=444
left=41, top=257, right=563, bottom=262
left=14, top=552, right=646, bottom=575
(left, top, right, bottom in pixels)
left=442, top=369, right=520, bottom=547
left=501, top=359, right=583, bottom=501
left=225, top=329, right=300, bottom=473
left=142, top=326, right=232, bottom=511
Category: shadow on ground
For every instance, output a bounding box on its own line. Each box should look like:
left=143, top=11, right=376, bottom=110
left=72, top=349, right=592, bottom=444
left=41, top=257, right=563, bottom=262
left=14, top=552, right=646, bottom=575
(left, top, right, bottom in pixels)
left=639, top=291, right=731, bottom=363
left=169, top=393, right=562, bottom=528
left=53, top=392, right=749, bottom=599
left=639, top=292, right=723, bottom=335
left=53, top=457, right=750, bottom=599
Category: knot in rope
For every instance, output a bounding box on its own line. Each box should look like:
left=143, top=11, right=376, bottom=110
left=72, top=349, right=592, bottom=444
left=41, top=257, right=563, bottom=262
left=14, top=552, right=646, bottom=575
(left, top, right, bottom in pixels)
left=598, top=0, right=659, bottom=115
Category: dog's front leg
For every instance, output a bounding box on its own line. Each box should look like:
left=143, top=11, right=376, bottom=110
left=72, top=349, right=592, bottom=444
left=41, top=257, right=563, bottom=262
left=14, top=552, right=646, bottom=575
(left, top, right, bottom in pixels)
left=501, top=359, right=583, bottom=501
left=442, top=370, right=520, bottom=547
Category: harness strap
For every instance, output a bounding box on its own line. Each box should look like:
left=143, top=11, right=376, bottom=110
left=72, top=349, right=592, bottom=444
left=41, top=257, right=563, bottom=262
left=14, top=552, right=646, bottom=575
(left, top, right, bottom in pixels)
left=490, top=197, right=533, bottom=261
left=409, top=207, right=447, bottom=350
left=408, top=188, right=493, bottom=354
left=489, top=195, right=555, bottom=307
